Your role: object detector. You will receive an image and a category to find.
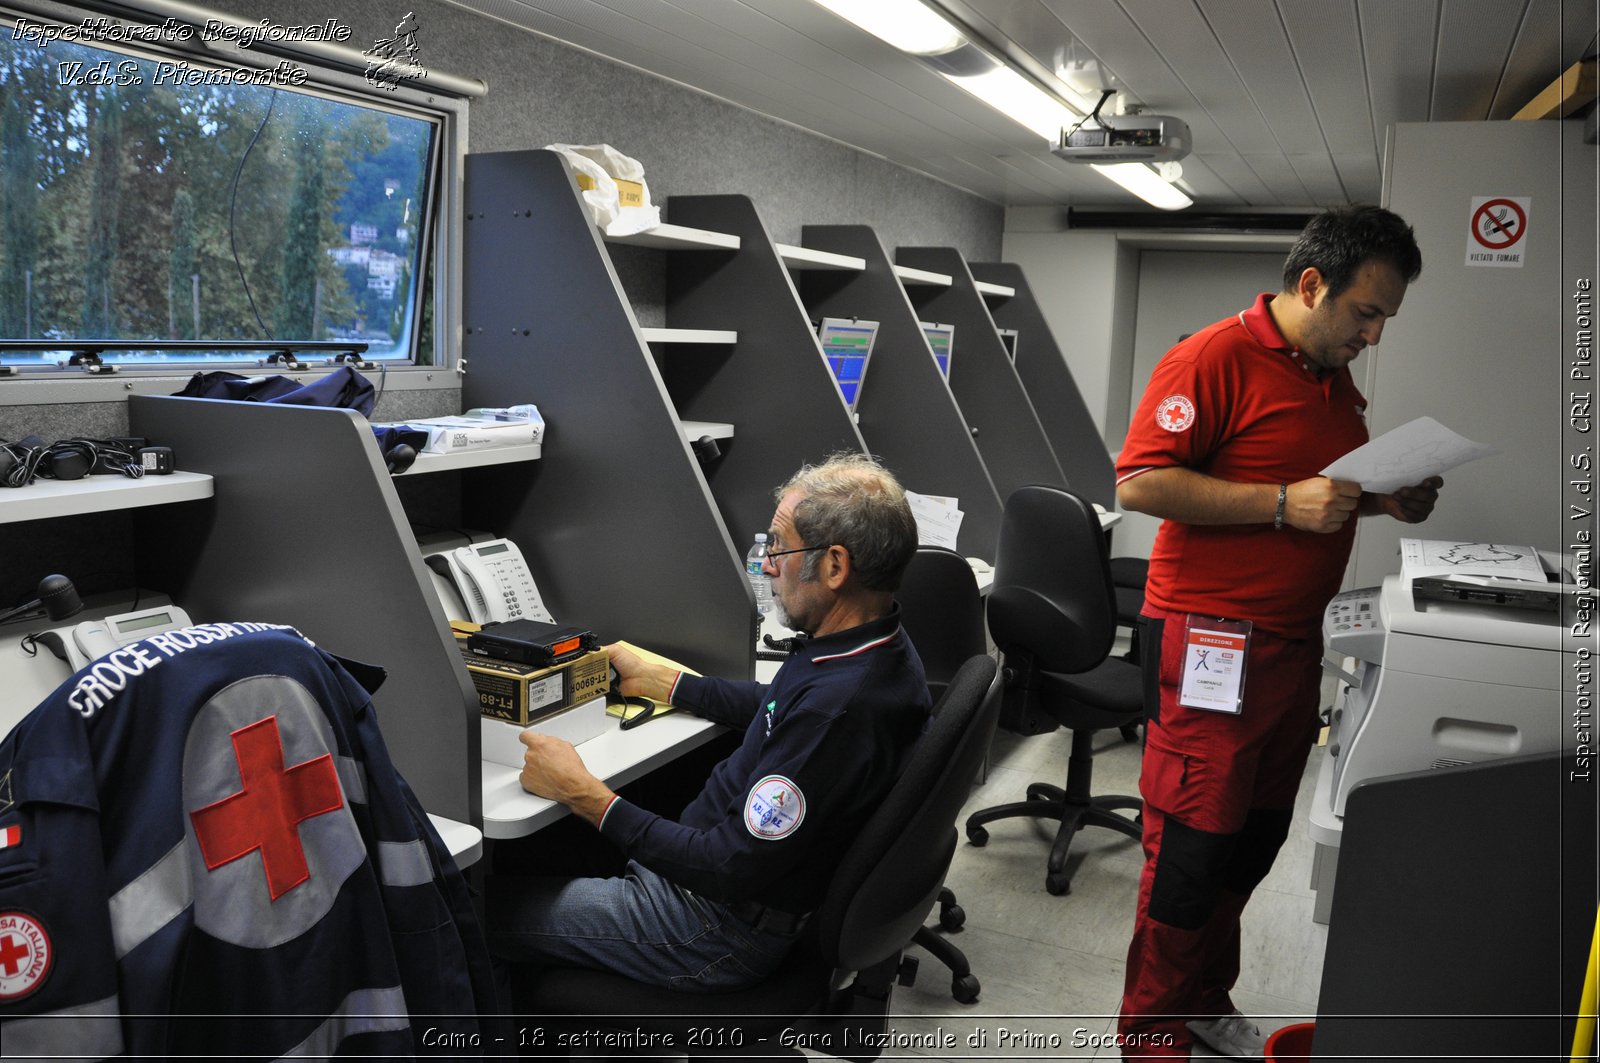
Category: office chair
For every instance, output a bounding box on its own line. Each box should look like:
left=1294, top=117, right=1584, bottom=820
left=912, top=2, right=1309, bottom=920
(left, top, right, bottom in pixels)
left=894, top=546, right=993, bottom=1003
left=965, top=485, right=1144, bottom=897
left=520, top=653, right=1002, bottom=1056
left=896, top=546, right=988, bottom=701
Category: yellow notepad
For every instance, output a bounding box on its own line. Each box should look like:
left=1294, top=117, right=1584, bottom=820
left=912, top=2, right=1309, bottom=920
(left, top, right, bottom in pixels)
left=604, top=641, right=700, bottom=723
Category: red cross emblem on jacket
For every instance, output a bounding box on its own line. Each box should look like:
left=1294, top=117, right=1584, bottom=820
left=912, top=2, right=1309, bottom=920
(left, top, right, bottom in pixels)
left=190, top=716, right=345, bottom=900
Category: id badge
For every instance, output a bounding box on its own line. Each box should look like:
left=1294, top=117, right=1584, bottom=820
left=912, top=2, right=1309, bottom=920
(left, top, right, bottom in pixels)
left=1177, top=614, right=1252, bottom=714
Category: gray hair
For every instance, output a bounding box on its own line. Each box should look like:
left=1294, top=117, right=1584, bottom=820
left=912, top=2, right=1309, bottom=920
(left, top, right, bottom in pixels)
left=776, top=452, right=919, bottom=592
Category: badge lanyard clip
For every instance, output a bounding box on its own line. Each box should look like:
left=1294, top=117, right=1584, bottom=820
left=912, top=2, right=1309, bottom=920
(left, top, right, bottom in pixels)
left=1178, top=614, right=1253, bottom=714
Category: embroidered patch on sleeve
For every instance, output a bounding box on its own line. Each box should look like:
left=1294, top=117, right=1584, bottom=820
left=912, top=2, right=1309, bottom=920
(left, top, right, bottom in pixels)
left=0, top=911, right=53, bottom=1000
left=1155, top=395, right=1197, bottom=433
left=744, top=775, right=805, bottom=840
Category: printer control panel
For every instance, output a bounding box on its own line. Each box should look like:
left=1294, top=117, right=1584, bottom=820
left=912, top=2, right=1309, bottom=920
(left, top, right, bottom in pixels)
left=1324, top=586, right=1385, bottom=664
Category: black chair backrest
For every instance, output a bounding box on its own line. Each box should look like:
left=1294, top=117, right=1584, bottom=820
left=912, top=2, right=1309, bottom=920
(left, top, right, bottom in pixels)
left=897, top=546, right=987, bottom=695
left=987, top=484, right=1117, bottom=675
left=811, top=653, right=1000, bottom=971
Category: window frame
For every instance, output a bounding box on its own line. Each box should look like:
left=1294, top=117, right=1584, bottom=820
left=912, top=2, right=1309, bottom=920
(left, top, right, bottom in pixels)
left=0, top=2, right=470, bottom=403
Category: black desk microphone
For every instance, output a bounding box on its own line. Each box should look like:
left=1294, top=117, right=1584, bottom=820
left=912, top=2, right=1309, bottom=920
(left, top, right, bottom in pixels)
left=0, top=574, right=83, bottom=627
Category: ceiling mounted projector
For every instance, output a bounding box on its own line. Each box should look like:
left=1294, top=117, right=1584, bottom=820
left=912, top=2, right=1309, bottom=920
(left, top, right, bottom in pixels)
left=1054, top=113, right=1192, bottom=163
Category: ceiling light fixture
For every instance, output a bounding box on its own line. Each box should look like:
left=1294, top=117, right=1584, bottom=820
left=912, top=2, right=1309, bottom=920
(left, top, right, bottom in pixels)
left=808, top=0, right=965, bottom=56
left=1092, top=162, right=1194, bottom=211
left=811, top=0, right=1077, bottom=140
left=810, top=0, right=1192, bottom=210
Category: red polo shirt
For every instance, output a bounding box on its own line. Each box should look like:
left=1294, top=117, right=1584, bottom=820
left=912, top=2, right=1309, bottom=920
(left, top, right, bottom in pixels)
left=1117, top=293, right=1370, bottom=638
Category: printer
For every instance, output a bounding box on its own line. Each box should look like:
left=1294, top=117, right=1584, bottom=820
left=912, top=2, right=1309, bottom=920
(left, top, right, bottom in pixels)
left=1307, top=543, right=1585, bottom=916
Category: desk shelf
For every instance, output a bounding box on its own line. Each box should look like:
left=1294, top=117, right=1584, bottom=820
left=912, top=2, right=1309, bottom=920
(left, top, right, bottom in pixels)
left=893, top=264, right=954, bottom=287
left=0, top=470, right=213, bottom=525
left=974, top=280, right=1016, bottom=298
left=681, top=420, right=734, bottom=441
left=398, top=443, right=542, bottom=475
left=482, top=713, right=724, bottom=839
left=775, top=243, right=866, bottom=272
left=604, top=222, right=740, bottom=252
left=640, top=328, right=738, bottom=345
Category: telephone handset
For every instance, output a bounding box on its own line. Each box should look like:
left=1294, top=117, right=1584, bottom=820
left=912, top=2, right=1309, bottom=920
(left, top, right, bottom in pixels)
left=425, top=538, right=554, bottom=625
left=44, top=603, right=195, bottom=671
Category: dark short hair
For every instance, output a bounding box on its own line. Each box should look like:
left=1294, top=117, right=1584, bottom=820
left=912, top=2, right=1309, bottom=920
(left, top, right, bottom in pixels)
left=776, top=452, right=919, bottom=592
left=1281, top=205, right=1422, bottom=299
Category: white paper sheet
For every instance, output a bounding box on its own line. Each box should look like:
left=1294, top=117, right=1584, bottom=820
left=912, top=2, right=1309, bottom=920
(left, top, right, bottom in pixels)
left=905, top=490, right=964, bottom=550
left=1319, top=416, right=1495, bottom=494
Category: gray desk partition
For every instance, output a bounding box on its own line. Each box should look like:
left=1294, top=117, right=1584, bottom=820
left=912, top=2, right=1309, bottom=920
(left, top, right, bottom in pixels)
left=799, top=225, right=1002, bottom=559
left=1314, top=752, right=1591, bottom=1059
left=128, top=395, right=480, bottom=825
left=970, top=262, right=1116, bottom=510
left=895, top=247, right=1066, bottom=502
left=460, top=149, right=754, bottom=680
left=659, top=195, right=868, bottom=545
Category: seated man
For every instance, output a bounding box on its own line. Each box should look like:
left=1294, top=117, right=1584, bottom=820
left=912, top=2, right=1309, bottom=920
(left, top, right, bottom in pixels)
left=486, top=453, right=931, bottom=993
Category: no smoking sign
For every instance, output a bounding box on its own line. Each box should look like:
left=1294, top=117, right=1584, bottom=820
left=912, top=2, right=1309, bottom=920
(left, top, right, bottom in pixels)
left=1465, top=195, right=1531, bottom=268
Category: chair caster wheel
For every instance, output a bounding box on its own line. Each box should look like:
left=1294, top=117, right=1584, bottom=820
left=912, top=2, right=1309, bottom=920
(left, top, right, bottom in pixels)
left=966, top=825, right=989, bottom=847
left=940, top=904, right=966, bottom=931
left=1045, top=872, right=1071, bottom=896
left=952, top=974, right=981, bottom=1004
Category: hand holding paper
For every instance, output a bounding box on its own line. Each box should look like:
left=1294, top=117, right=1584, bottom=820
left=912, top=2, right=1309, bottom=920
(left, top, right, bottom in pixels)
left=1320, top=416, right=1494, bottom=494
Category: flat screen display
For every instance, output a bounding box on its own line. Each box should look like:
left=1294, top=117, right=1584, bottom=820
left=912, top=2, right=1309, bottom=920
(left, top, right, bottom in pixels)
left=817, top=318, right=880, bottom=410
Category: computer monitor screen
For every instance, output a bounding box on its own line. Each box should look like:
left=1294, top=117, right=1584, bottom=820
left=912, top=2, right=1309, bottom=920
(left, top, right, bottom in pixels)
left=919, top=321, right=955, bottom=379
left=817, top=317, right=880, bottom=410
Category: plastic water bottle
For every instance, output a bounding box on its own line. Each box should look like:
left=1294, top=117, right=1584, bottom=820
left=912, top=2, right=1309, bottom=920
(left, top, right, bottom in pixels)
left=746, top=533, right=773, bottom=614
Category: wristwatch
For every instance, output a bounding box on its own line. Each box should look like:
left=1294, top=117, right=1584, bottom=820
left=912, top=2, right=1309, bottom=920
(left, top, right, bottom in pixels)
left=1273, top=483, right=1288, bottom=530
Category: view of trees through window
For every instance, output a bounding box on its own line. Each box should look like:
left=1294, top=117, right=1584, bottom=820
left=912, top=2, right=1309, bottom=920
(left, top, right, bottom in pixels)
left=0, top=30, right=439, bottom=366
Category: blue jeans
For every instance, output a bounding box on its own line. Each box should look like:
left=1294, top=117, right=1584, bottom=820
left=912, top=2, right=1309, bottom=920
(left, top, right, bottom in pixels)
left=485, top=861, right=803, bottom=993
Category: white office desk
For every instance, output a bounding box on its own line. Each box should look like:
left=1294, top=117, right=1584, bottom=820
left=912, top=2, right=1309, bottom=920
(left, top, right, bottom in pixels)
left=481, top=711, right=725, bottom=839
left=428, top=814, right=485, bottom=867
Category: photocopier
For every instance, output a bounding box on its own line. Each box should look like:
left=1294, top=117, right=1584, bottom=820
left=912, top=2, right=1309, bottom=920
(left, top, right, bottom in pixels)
left=1306, top=543, right=1586, bottom=920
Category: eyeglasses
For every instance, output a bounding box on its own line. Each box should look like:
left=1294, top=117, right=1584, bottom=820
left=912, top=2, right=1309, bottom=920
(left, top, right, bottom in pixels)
left=766, top=544, right=827, bottom=561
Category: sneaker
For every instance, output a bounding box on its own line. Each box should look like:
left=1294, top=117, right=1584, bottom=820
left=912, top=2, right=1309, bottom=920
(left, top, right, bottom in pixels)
left=1186, top=1010, right=1266, bottom=1060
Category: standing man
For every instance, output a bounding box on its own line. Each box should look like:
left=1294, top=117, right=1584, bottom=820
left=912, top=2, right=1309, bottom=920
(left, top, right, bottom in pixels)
left=487, top=452, right=930, bottom=993
left=1115, top=206, right=1442, bottom=1059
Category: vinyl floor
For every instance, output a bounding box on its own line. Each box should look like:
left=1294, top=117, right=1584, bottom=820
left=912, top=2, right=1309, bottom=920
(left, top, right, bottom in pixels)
left=880, top=673, right=1333, bottom=1062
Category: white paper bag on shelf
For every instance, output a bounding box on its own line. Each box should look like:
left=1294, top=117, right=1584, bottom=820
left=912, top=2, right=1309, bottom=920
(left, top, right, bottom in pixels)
left=543, top=143, right=661, bottom=236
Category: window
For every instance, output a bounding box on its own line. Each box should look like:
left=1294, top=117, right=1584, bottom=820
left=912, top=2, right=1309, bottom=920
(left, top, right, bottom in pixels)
left=0, top=11, right=450, bottom=371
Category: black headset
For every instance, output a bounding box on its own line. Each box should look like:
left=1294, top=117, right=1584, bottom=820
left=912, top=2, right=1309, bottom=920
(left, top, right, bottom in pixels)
left=0, top=437, right=148, bottom=488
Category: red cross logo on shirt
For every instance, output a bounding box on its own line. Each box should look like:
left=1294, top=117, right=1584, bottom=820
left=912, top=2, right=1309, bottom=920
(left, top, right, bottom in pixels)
left=0, top=934, right=27, bottom=976
left=190, top=715, right=344, bottom=901
left=1155, top=393, right=1197, bottom=433
left=0, top=912, right=52, bottom=1000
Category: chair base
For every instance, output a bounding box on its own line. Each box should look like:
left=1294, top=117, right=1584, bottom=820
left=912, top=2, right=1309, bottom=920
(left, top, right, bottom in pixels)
left=911, top=887, right=981, bottom=1003
left=966, top=793, right=1141, bottom=895
left=964, top=728, right=1143, bottom=896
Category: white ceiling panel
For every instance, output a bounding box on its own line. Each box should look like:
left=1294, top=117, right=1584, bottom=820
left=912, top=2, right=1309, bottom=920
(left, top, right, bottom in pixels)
left=1185, top=154, right=1272, bottom=206
left=1195, top=0, right=1329, bottom=156
left=1278, top=0, right=1380, bottom=156
left=1113, top=0, right=1286, bottom=156
left=1285, top=152, right=1350, bottom=207
left=447, top=0, right=1595, bottom=211
left=1431, top=0, right=1531, bottom=121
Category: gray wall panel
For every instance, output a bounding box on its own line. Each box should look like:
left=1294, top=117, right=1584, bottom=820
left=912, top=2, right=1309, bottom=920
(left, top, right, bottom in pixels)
left=128, top=395, right=481, bottom=824
left=971, top=262, right=1116, bottom=510
left=801, top=226, right=1002, bottom=559
left=662, top=195, right=868, bottom=547
left=896, top=247, right=1065, bottom=502
left=460, top=150, right=753, bottom=679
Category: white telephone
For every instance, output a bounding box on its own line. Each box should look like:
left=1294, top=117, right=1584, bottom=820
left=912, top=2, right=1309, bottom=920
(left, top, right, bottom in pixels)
left=55, top=604, right=195, bottom=671
left=424, top=538, right=554, bottom=625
